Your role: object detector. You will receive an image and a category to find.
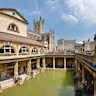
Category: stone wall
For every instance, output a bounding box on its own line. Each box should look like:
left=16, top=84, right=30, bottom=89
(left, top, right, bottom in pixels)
left=0, top=12, right=27, bottom=37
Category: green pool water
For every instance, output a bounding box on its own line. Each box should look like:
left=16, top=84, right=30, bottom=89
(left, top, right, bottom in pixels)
left=1, top=70, right=75, bottom=96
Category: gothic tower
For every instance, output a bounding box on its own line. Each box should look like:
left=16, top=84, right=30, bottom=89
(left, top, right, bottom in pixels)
left=49, top=29, right=55, bottom=52
left=39, top=16, right=44, bottom=34
left=33, top=17, right=44, bottom=34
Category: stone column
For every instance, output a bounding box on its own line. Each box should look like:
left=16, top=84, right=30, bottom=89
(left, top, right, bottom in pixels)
left=75, top=58, right=78, bottom=71
left=64, top=57, right=66, bottom=70
left=27, top=60, right=31, bottom=75
left=94, top=56, right=96, bottom=66
left=53, top=57, right=55, bottom=69
left=42, top=57, right=46, bottom=68
left=94, top=77, right=96, bottom=96
left=77, top=61, right=80, bottom=72
left=16, top=48, right=19, bottom=56
left=36, top=58, right=40, bottom=69
left=82, top=66, right=85, bottom=84
left=29, top=47, right=32, bottom=55
left=14, top=61, right=18, bottom=78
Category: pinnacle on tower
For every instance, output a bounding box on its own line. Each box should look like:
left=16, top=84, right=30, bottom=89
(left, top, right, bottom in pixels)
left=43, top=18, right=44, bottom=22
left=33, top=19, right=35, bottom=23
left=33, top=16, right=45, bottom=34
left=40, top=16, right=44, bottom=23
left=40, top=16, right=42, bottom=21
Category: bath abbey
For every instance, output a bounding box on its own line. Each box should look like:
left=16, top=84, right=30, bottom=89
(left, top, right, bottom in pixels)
left=0, top=8, right=96, bottom=96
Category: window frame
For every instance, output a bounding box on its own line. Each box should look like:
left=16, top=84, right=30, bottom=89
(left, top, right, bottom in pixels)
left=8, top=23, right=19, bottom=32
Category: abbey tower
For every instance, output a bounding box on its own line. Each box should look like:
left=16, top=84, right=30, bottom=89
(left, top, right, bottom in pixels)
left=27, top=17, right=55, bottom=52
left=33, top=17, right=44, bottom=34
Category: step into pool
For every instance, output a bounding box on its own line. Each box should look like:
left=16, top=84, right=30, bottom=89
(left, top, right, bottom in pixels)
left=0, top=70, right=75, bottom=96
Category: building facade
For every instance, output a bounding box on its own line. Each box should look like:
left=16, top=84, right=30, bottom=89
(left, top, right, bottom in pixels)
left=27, top=17, right=55, bottom=52
left=83, top=40, right=95, bottom=55
left=75, top=43, right=84, bottom=54
left=0, top=8, right=47, bottom=82
left=0, top=8, right=96, bottom=96
left=57, top=39, right=76, bottom=54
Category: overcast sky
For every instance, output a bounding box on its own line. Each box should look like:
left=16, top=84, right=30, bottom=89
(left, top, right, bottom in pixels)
left=0, top=0, right=96, bottom=43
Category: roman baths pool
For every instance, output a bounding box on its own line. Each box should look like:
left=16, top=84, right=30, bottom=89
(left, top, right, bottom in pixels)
left=0, top=70, right=75, bottom=96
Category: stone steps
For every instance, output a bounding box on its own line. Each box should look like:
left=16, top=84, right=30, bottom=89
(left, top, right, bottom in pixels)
left=0, top=78, right=15, bottom=90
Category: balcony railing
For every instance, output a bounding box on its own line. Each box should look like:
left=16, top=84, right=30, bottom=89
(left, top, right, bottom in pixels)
left=76, top=53, right=95, bottom=62
left=19, top=53, right=29, bottom=55
left=45, top=52, right=75, bottom=55
left=76, top=53, right=96, bottom=71
left=0, top=53, right=16, bottom=56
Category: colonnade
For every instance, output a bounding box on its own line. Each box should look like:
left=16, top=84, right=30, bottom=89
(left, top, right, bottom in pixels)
left=14, top=57, right=46, bottom=78
left=52, top=57, right=67, bottom=69
left=1, top=57, right=69, bottom=81
left=75, top=58, right=96, bottom=96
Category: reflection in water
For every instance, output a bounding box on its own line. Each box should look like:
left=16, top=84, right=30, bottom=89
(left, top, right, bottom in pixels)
left=1, top=70, right=75, bottom=96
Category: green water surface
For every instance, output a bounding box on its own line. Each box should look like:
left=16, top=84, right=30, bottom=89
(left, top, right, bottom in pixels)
left=0, top=70, right=75, bottom=96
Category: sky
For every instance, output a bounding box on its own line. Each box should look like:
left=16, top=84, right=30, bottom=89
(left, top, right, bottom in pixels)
left=0, top=0, right=96, bottom=44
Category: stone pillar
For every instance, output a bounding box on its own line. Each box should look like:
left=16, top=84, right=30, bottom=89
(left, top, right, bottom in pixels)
left=14, top=61, right=18, bottom=78
left=75, top=58, right=78, bottom=71
left=94, top=77, right=96, bottom=96
left=77, top=61, right=80, bottom=72
left=27, top=60, right=31, bottom=75
left=53, top=57, right=55, bottom=69
left=82, top=66, right=85, bottom=84
left=64, top=57, right=66, bottom=70
left=94, top=56, right=96, bottom=66
left=36, top=58, right=40, bottom=68
left=29, top=47, right=32, bottom=55
left=16, top=48, right=19, bottom=56
left=42, top=57, right=46, bottom=68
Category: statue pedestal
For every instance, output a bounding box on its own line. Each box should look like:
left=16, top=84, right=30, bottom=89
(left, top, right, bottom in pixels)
left=17, top=77, right=24, bottom=85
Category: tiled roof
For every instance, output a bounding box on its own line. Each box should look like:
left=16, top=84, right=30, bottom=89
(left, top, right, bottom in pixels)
left=0, top=32, right=44, bottom=47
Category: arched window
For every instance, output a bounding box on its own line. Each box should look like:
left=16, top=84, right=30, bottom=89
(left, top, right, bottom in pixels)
left=19, top=46, right=29, bottom=54
left=8, top=23, right=19, bottom=32
left=31, top=34, right=34, bottom=39
left=32, top=47, right=38, bottom=54
left=0, top=45, right=15, bottom=54
left=34, top=35, right=38, bottom=40
left=40, top=48, right=44, bottom=54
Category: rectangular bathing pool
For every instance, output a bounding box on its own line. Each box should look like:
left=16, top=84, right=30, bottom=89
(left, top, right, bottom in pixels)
left=0, top=70, right=75, bottom=96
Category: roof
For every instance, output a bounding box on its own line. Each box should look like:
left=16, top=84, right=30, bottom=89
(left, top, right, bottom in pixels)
left=57, top=39, right=64, bottom=42
left=28, top=29, right=41, bottom=36
left=0, top=8, right=28, bottom=24
left=57, top=39, right=76, bottom=43
left=0, top=32, right=44, bottom=47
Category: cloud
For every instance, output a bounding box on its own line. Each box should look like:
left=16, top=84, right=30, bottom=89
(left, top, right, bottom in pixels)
left=78, top=41, right=83, bottom=44
left=32, top=0, right=42, bottom=16
left=32, top=10, right=41, bottom=15
left=20, top=6, right=41, bottom=16
left=65, top=0, right=96, bottom=23
left=32, top=6, right=42, bottom=16
left=61, top=13, right=79, bottom=23
left=19, top=9, right=41, bottom=16
left=45, top=0, right=60, bottom=10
